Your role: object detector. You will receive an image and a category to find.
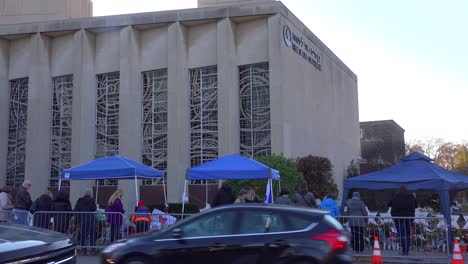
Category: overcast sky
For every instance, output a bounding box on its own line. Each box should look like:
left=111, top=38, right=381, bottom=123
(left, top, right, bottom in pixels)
left=92, top=0, right=468, bottom=143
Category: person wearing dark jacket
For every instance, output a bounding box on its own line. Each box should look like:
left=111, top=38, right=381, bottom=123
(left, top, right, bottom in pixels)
left=294, top=182, right=317, bottom=208
left=275, top=188, right=293, bottom=205
left=388, top=185, right=417, bottom=256
left=346, top=192, right=368, bottom=252
left=30, top=191, right=53, bottom=229
left=131, top=200, right=151, bottom=233
left=212, top=182, right=235, bottom=207
left=14, top=180, right=32, bottom=225
left=74, top=189, right=97, bottom=255
left=52, top=189, right=72, bottom=234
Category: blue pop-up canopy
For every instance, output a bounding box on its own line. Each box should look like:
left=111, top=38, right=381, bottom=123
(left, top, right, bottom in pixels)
left=60, top=155, right=165, bottom=204
left=187, top=154, right=280, bottom=181
left=60, top=155, right=164, bottom=180
left=182, top=154, right=280, bottom=215
left=342, top=152, right=468, bottom=248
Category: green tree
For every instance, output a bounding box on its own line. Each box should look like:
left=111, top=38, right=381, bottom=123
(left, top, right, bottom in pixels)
left=296, top=155, right=338, bottom=199
left=226, top=154, right=304, bottom=201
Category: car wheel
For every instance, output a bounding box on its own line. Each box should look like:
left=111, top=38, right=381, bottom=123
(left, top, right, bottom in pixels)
left=123, top=256, right=151, bottom=264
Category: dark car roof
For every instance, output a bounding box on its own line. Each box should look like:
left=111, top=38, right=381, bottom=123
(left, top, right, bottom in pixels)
left=211, top=203, right=329, bottom=215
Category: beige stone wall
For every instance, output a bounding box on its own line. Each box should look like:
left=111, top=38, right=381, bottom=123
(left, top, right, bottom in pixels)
left=0, top=1, right=359, bottom=210
left=0, top=0, right=92, bottom=25
left=198, top=0, right=274, bottom=8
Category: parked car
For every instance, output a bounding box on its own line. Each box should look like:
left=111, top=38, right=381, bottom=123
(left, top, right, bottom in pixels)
left=0, top=223, right=76, bottom=264
left=101, top=204, right=352, bottom=264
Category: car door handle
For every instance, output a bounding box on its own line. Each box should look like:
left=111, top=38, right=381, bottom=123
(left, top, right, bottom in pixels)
left=209, top=243, right=227, bottom=251
left=269, top=240, right=287, bottom=248
left=211, top=243, right=227, bottom=248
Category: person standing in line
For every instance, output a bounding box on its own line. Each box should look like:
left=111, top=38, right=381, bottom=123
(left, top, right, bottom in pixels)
left=0, top=186, right=14, bottom=223
left=346, top=192, right=368, bottom=252
left=275, top=188, right=293, bottom=205
left=131, top=200, right=151, bottom=233
left=234, top=189, right=250, bottom=204
left=106, top=189, right=125, bottom=242
left=319, top=194, right=341, bottom=218
left=14, top=180, right=32, bottom=225
left=52, top=189, right=72, bottom=234
left=30, top=190, right=54, bottom=229
left=212, top=182, right=235, bottom=207
left=388, top=185, right=417, bottom=256
left=294, top=182, right=317, bottom=208
left=74, top=189, right=97, bottom=255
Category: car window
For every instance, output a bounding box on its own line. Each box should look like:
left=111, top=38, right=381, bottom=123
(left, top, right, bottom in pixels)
left=238, top=211, right=287, bottom=234
left=323, top=215, right=344, bottom=230
left=180, top=211, right=237, bottom=238
left=239, top=210, right=316, bottom=234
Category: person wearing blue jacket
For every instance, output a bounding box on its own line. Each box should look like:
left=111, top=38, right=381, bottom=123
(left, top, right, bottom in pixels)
left=319, top=194, right=341, bottom=218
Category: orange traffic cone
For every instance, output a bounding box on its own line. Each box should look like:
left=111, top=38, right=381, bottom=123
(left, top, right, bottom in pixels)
left=452, top=240, right=463, bottom=264
left=372, top=236, right=383, bottom=264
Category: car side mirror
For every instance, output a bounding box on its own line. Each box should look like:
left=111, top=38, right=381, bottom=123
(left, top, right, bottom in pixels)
left=172, top=228, right=183, bottom=239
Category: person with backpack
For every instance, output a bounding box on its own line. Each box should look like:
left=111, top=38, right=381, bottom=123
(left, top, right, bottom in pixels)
left=131, top=200, right=152, bottom=233
left=294, top=182, right=317, bottom=208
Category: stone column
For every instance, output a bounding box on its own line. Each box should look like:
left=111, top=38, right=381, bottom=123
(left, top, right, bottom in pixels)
left=25, top=33, right=52, bottom=199
left=118, top=26, right=142, bottom=214
left=167, top=22, right=190, bottom=203
left=268, top=14, right=284, bottom=155
left=217, top=18, right=240, bottom=157
left=70, top=29, right=96, bottom=206
left=0, top=39, right=9, bottom=187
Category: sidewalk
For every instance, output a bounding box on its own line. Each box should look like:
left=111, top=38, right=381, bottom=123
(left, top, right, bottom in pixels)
left=77, top=256, right=100, bottom=264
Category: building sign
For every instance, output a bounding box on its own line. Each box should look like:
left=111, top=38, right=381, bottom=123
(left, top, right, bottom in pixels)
left=283, top=25, right=322, bottom=71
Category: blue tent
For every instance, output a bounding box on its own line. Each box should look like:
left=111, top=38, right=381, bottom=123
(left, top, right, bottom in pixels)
left=60, top=155, right=165, bottom=204
left=60, top=155, right=164, bottom=180
left=342, top=152, right=468, bottom=247
left=187, top=154, right=280, bottom=181
left=182, top=154, right=280, bottom=215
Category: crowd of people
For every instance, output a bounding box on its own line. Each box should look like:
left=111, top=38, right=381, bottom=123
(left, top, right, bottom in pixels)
left=0, top=179, right=431, bottom=256
left=211, top=182, right=342, bottom=217
left=0, top=180, right=155, bottom=255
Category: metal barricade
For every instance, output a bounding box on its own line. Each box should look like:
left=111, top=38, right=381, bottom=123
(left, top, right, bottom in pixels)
left=337, top=215, right=450, bottom=262
left=32, top=211, right=195, bottom=250
left=33, top=211, right=126, bottom=253
left=0, top=210, right=14, bottom=224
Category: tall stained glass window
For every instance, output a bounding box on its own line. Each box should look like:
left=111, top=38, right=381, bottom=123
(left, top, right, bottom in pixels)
left=189, top=66, right=218, bottom=184
left=96, top=72, right=120, bottom=186
left=142, top=69, right=168, bottom=185
left=239, top=62, right=271, bottom=158
left=6, top=78, right=29, bottom=187
left=49, top=75, right=73, bottom=187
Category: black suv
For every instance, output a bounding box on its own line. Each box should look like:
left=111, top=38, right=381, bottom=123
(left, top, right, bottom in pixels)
left=102, top=204, right=352, bottom=264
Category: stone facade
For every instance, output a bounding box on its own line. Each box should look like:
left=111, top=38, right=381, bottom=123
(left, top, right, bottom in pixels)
left=0, top=0, right=92, bottom=25
left=360, top=120, right=405, bottom=174
left=0, top=1, right=359, bottom=213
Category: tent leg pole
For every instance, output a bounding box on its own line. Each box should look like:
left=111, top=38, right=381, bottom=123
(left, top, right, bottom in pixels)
left=162, top=176, right=167, bottom=206
left=205, top=182, right=208, bottom=207
left=135, top=176, right=139, bottom=206
left=182, top=180, right=187, bottom=219
left=58, top=179, right=62, bottom=191
left=95, top=180, right=99, bottom=205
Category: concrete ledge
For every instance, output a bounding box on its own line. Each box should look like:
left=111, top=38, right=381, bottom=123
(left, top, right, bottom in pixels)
left=0, top=0, right=356, bottom=80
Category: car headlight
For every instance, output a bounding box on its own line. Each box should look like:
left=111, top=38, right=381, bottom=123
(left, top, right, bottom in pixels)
left=102, top=243, right=126, bottom=253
